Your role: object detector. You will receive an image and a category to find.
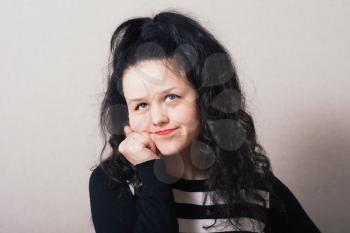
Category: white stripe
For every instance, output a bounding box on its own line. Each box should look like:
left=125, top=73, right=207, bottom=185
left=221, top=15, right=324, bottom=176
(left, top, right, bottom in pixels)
left=178, top=218, right=265, bottom=233
left=128, top=183, right=135, bottom=195
left=172, top=189, right=269, bottom=208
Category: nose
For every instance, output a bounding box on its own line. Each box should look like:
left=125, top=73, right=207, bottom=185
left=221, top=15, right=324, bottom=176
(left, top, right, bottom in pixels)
left=150, top=103, right=169, bottom=127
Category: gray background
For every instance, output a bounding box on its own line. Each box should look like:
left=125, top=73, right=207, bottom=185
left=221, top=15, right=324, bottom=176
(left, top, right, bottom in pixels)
left=1, top=0, right=349, bottom=232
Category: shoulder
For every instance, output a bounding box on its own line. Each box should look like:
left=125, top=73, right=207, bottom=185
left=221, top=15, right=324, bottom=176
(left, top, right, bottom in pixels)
left=269, top=175, right=299, bottom=212
left=266, top=175, right=321, bottom=233
left=89, top=166, right=129, bottom=199
left=89, top=166, right=136, bottom=213
left=89, top=166, right=108, bottom=193
left=270, top=175, right=293, bottom=198
left=269, top=175, right=303, bottom=208
left=89, top=167, right=138, bottom=232
left=89, top=166, right=107, bottom=183
left=89, top=166, right=109, bottom=200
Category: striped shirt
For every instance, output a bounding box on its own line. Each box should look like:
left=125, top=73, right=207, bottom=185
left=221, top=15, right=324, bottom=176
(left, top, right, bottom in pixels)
left=89, top=160, right=321, bottom=233
left=170, top=178, right=269, bottom=233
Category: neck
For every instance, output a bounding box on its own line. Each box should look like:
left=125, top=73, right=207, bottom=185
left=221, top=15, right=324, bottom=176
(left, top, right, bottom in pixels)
left=162, top=146, right=209, bottom=180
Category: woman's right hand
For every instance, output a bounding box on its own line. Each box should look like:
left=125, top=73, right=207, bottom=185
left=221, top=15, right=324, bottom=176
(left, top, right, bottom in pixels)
left=118, top=125, right=160, bottom=166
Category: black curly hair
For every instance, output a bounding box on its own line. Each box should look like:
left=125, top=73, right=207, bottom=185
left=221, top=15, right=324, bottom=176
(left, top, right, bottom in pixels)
left=94, top=10, right=273, bottom=230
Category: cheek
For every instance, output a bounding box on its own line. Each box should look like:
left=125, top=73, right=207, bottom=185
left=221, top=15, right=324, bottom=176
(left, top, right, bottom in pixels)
left=175, top=103, right=200, bottom=129
left=129, top=114, right=149, bottom=132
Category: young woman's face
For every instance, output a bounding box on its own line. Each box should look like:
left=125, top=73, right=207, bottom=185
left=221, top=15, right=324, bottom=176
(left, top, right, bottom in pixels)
left=122, top=59, right=201, bottom=156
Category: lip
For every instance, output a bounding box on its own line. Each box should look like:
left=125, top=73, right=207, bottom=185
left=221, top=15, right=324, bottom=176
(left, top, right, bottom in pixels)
left=154, top=128, right=178, bottom=135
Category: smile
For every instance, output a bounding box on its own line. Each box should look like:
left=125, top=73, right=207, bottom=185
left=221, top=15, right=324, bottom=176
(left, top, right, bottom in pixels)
left=154, top=128, right=177, bottom=136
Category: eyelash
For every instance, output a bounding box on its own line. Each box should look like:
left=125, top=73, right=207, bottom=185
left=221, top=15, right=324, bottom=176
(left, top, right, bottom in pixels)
left=134, top=94, right=180, bottom=111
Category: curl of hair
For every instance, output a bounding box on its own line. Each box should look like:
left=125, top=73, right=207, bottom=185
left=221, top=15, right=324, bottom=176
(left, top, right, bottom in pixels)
left=93, top=10, right=273, bottom=230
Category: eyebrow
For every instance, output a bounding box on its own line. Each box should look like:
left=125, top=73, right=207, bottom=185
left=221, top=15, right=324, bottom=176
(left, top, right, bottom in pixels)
left=127, top=87, right=182, bottom=103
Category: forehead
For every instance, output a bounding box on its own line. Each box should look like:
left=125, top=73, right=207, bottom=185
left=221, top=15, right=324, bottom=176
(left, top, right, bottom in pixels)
left=122, top=59, right=190, bottom=99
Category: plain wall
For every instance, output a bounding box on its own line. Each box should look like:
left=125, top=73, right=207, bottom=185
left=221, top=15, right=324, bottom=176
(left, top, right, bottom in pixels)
left=1, top=0, right=349, bottom=232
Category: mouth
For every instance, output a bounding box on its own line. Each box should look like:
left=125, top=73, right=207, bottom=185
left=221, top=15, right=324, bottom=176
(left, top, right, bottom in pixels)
left=154, top=128, right=178, bottom=136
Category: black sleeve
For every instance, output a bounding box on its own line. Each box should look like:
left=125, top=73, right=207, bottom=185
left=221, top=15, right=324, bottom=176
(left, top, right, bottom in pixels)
left=89, top=159, right=179, bottom=233
left=265, top=176, right=321, bottom=233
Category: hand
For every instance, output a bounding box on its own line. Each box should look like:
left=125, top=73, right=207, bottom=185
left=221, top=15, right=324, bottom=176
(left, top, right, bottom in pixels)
left=118, top=125, right=160, bottom=166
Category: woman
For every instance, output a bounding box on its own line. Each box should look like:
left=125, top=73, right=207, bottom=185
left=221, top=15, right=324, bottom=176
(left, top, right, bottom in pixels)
left=89, top=11, right=321, bottom=233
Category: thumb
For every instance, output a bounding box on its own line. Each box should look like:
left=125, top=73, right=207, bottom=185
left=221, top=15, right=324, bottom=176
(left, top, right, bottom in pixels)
left=124, top=125, right=133, bottom=137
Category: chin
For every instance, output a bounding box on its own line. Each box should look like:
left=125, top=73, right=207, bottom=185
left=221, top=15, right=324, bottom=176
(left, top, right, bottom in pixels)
left=156, top=141, right=185, bottom=156
left=157, top=137, right=196, bottom=157
left=157, top=145, right=180, bottom=156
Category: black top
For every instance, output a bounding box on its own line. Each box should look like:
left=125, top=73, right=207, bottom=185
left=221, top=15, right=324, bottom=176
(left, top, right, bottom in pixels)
left=89, top=160, right=321, bottom=233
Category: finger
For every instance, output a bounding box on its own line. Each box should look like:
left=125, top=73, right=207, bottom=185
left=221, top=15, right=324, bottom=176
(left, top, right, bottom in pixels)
left=141, top=132, right=158, bottom=156
left=118, top=140, right=125, bottom=154
left=146, top=141, right=157, bottom=155
left=124, top=125, right=133, bottom=137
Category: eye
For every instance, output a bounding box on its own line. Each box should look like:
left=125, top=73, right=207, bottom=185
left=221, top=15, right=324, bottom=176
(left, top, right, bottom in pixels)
left=165, top=94, right=180, bottom=102
left=134, top=103, right=147, bottom=111
left=134, top=94, right=180, bottom=111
